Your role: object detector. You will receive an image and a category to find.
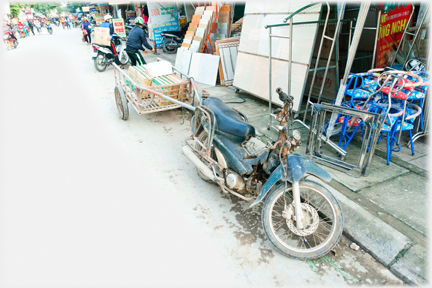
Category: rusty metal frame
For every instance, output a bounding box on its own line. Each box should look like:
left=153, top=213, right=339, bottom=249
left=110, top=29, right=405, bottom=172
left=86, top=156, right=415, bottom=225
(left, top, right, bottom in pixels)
left=113, top=63, right=201, bottom=115
left=305, top=102, right=381, bottom=177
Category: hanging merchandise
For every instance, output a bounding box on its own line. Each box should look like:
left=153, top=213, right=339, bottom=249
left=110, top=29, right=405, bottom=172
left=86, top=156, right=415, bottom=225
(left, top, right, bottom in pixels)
left=147, top=2, right=180, bottom=48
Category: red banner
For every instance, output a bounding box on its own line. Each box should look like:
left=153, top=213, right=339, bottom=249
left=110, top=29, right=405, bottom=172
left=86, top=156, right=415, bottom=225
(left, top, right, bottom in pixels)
left=376, top=3, right=412, bottom=68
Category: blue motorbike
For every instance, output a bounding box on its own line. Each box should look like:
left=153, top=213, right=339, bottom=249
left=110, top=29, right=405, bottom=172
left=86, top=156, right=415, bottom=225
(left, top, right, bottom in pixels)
left=46, top=22, right=53, bottom=34
left=183, top=88, right=343, bottom=260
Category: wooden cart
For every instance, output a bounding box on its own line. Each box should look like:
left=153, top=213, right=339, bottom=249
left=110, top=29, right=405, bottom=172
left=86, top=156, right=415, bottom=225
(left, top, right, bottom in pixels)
left=112, top=62, right=201, bottom=120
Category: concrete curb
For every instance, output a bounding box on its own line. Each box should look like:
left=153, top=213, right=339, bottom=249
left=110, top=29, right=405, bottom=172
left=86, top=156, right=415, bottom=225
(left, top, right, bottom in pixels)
left=309, top=177, right=426, bottom=284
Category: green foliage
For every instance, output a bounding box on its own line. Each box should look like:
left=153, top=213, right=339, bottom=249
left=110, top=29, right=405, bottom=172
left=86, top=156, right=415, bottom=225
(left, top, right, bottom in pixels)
left=65, top=2, right=86, bottom=13
left=9, top=2, right=64, bottom=16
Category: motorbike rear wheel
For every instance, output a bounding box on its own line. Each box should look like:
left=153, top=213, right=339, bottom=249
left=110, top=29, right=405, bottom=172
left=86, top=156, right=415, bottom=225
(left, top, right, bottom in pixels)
left=262, top=179, right=343, bottom=260
left=119, top=50, right=129, bottom=65
left=48, top=28, right=53, bottom=35
left=163, top=38, right=178, bottom=54
left=114, top=85, right=129, bottom=120
left=94, top=54, right=107, bottom=72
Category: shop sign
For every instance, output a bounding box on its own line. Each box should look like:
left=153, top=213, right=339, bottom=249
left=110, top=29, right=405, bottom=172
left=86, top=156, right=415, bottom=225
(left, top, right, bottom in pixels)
left=376, top=2, right=412, bottom=67
left=113, top=18, right=126, bottom=37
left=147, top=2, right=179, bottom=47
left=89, top=6, right=100, bottom=13
left=82, top=7, right=90, bottom=12
left=94, top=13, right=105, bottom=26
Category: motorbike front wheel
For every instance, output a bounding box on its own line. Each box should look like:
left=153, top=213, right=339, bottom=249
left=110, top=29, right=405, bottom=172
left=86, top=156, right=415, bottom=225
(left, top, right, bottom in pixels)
left=48, top=28, right=53, bottom=35
left=163, top=38, right=178, bottom=54
left=94, top=54, right=107, bottom=72
left=262, top=179, right=343, bottom=260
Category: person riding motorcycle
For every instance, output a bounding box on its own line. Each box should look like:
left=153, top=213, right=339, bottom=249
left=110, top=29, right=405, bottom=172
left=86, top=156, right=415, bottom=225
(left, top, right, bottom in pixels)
left=125, top=16, right=155, bottom=66
left=99, top=14, right=123, bottom=67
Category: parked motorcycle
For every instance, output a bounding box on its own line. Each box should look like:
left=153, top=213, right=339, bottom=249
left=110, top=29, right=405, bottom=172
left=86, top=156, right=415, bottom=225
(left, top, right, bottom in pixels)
left=92, top=33, right=129, bottom=72
left=3, top=28, right=19, bottom=50
left=160, top=31, right=183, bottom=54
left=161, top=23, right=189, bottom=54
left=183, top=88, right=343, bottom=260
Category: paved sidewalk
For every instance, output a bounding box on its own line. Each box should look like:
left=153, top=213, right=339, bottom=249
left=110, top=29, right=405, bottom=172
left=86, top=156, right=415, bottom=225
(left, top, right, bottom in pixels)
left=146, top=51, right=429, bottom=285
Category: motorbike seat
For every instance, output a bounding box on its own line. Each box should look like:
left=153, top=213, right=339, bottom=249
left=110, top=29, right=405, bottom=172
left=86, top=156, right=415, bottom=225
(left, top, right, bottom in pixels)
left=203, top=97, right=255, bottom=142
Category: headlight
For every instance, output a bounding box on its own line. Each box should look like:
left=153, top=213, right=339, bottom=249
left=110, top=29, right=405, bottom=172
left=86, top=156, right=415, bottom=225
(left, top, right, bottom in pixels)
left=292, top=130, right=301, bottom=141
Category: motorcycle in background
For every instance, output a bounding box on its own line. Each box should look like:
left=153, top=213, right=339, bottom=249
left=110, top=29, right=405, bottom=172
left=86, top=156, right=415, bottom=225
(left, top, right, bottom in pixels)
left=92, top=33, right=129, bottom=72
left=46, top=22, right=53, bottom=34
left=161, top=23, right=189, bottom=54
left=183, top=88, right=344, bottom=260
left=3, top=28, right=19, bottom=50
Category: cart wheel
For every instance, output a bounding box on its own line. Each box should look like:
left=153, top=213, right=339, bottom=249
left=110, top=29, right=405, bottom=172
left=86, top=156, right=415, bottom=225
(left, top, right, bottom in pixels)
left=235, top=88, right=240, bottom=93
left=115, top=85, right=129, bottom=120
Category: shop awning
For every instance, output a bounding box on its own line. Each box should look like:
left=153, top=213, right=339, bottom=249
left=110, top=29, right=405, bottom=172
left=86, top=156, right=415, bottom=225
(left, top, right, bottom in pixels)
left=97, top=3, right=110, bottom=7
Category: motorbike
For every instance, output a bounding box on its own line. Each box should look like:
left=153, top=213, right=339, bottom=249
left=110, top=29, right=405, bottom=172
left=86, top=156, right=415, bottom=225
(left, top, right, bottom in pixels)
left=17, top=25, right=26, bottom=38
left=160, top=31, right=183, bottom=54
left=161, top=23, right=189, bottom=54
left=183, top=88, right=343, bottom=260
left=92, top=33, right=129, bottom=72
left=3, top=28, right=19, bottom=50
left=46, top=22, right=53, bottom=34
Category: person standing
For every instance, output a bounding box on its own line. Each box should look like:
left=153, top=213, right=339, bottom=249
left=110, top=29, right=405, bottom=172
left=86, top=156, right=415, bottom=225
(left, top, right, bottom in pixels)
left=34, top=18, right=41, bottom=34
left=27, top=18, right=35, bottom=36
left=81, top=17, right=92, bottom=44
left=125, top=17, right=155, bottom=66
left=65, top=18, right=71, bottom=29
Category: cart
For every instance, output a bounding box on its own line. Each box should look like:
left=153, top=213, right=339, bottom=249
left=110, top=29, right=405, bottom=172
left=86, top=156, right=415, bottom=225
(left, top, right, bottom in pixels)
left=112, top=62, right=201, bottom=120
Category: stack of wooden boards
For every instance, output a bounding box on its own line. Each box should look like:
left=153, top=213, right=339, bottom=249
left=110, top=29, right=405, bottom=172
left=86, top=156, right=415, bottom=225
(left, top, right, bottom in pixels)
left=126, top=64, right=187, bottom=107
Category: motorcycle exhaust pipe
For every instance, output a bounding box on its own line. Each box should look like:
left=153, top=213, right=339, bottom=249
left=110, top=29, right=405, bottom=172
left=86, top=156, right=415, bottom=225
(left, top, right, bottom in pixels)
left=182, top=146, right=216, bottom=182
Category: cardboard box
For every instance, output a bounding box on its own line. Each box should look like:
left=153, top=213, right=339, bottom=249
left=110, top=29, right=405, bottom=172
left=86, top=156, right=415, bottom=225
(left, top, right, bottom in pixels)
left=188, top=27, right=197, bottom=32
left=93, top=27, right=111, bottom=46
left=189, top=23, right=198, bottom=28
left=182, top=42, right=190, bottom=48
left=186, top=31, right=195, bottom=37
left=192, top=15, right=201, bottom=21
left=146, top=60, right=173, bottom=77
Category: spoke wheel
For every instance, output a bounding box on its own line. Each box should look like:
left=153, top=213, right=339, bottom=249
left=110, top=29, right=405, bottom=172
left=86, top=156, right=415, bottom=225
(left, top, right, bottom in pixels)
left=94, top=54, right=107, bottom=72
left=262, top=179, right=343, bottom=260
left=114, top=85, right=129, bottom=120
left=163, top=39, right=178, bottom=54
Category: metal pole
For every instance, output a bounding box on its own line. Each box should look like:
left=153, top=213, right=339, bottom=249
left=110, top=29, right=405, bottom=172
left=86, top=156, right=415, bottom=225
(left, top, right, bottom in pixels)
left=402, top=4, right=429, bottom=68
left=326, top=2, right=371, bottom=140
left=371, top=10, right=381, bottom=69
left=316, top=3, right=345, bottom=104
left=303, top=2, right=330, bottom=123
left=288, top=17, right=293, bottom=96
left=268, top=27, right=272, bottom=130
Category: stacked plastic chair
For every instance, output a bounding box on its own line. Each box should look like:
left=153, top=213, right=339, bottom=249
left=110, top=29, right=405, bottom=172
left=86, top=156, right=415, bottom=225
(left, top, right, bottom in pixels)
left=332, top=68, right=426, bottom=165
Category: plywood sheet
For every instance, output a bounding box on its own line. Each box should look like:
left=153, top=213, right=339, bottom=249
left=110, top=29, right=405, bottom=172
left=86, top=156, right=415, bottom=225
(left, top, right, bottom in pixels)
left=233, top=52, right=308, bottom=111
left=189, top=53, right=220, bottom=86
left=175, top=48, right=193, bottom=75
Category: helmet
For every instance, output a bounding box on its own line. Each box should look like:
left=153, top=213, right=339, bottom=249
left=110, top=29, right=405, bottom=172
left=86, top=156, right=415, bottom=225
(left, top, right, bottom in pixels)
left=104, top=14, right=113, bottom=21
left=135, top=17, right=144, bottom=25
